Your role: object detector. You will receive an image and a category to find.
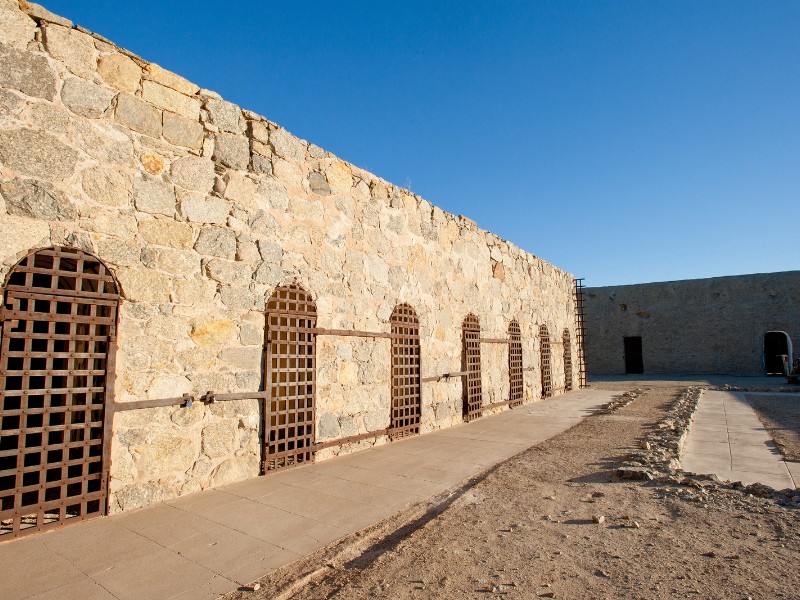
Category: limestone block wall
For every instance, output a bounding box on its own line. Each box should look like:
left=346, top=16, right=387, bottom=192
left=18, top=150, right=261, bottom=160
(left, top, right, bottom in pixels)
left=0, top=1, right=579, bottom=512
left=586, top=271, right=800, bottom=375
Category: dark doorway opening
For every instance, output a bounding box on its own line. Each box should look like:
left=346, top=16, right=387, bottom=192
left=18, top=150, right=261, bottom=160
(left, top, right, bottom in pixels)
left=764, top=331, right=790, bottom=375
left=623, top=336, right=643, bottom=374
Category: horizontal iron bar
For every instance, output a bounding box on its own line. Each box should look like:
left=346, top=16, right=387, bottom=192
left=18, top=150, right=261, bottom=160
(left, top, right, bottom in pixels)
left=314, top=327, right=392, bottom=339
left=480, top=338, right=510, bottom=344
left=6, top=285, right=118, bottom=301
left=484, top=399, right=513, bottom=410
left=312, top=428, right=390, bottom=451
left=112, top=390, right=270, bottom=412
left=420, top=370, right=468, bottom=383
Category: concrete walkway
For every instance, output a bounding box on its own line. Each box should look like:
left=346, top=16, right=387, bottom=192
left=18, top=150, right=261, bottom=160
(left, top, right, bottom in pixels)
left=681, top=390, right=796, bottom=489
left=0, top=388, right=617, bottom=600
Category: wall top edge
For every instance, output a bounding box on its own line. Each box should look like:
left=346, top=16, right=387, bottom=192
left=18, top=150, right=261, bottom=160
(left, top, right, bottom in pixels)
left=15, top=1, right=575, bottom=282
left=586, top=270, right=800, bottom=292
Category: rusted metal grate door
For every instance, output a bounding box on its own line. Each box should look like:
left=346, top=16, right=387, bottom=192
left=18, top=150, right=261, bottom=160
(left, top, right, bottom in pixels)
left=390, top=304, right=421, bottom=439
left=563, top=329, right=573, bottom=391
left=462, top=314, right=482, bottom=422
left=0, top=247, right=118, bottom=540
left=508, top=320, right=523, bottom=407
left=263, top=285, right=317, bottom=472
left=539, top=324, right=552, bottom=399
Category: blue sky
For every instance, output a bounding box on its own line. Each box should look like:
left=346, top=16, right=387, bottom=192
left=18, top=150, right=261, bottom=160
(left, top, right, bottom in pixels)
left=46, top=1, right=799, bottom=286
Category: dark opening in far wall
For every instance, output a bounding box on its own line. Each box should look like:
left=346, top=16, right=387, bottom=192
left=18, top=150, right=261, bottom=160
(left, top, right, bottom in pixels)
left=764, top=331, right=790, bottom=375
left=623, top=336, right=643, bottom=374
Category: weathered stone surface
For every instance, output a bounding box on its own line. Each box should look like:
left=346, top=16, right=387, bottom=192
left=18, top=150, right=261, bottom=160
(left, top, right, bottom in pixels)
left=141, top=80, right=200, bottom=120
left=190, top=317, right=236, bottom=347
left=209, top=455, right=259, bottom=487
left=252, top=153, right=272, bottom=175
left=138, top=220, right=194, bottom=249
left=163, top=111, right=203, bottom=149
left=60, top=77, right=115, bottom=118
left=97, top=52, right=141, bottom=92
left=141, top=246, right=200, bottom=276
left=218, top=347, right=261, bottom=370
left=308, top=171, right=332, bottom=195
left=0, top=128, right=78, bottom=180
left=174, top=278, right=217, bottom=305
left=140, top=153, right=165, bottom=175
left=82, top=166, right=130, bottom=208
left=145, top=63, right=199, bottom=96
left=0, top=3, right=37, bottom=49
left=223, top=172, right=257, bottom=206
left=206, top=259, right=252, bottom=285
left=269, top=127, right=306, bottom=162
left=205, top=98, right=245, bottom=133
left=94, top=236, right=140, bottom=267
left=239, top=323, right=262, bottom=346
left=170, top=156, right=215, bottom=193
left=138, top=430, right=197, bottom=477
left=181, top=195, right=229, bottom=224
left=0, top=42, right=56, bottom=99
left=194, top=226, right=236, bottom=258
left=171, top=403, right=205, bottom=427
left=0, top=213, right=49, bottom=259
left=20, top=2, right=73, bottom=27
left=133, top=176, right=176, bottom=215
left=202, top=420, right=237, bottom=459
left=74, top=120, right=134, bottom=167
left=213, top=133, right=249, bottom=170
left=114, top=480, right=173, bottom=512
left=318, top=413, right=340, bottom=440
left=1, top=177, right=77, bottom=221
left=116, top=267, right=171, bottom=302
left=147, top=374, right=191, bottom=400
left=79, top=210, right=137, bottom=238
left=42, top=23, right=96, bottom=79
left=115, top=93, right=161, bottom=138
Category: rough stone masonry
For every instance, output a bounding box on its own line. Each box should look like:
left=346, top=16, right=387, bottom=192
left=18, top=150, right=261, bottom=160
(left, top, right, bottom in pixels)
left=0, top=1, right=579, bottom=513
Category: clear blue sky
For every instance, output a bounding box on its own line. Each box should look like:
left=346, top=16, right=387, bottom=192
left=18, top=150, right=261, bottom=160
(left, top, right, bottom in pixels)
left=46, top=1, right=800, bottom=287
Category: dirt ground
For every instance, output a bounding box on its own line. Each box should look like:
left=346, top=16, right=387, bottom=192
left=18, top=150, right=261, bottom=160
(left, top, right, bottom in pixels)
left=225, top=384, right=800, bottom=600
left=746, top=394, right=800, bottom=463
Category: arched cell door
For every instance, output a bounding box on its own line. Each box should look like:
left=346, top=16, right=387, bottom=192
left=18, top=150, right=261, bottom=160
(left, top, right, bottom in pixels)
left=539, top=324, right=552, bottom=399
left=508, top=320, right=523, bottom=407
left=0, top=246, right=119, bottom=539
left=563, top=328, right=573, bottom=391
left=263, top=285, right=317, bottom=472
left=389, top=304, right=421, bottom=439
left=462, top=314, right=482, bottom=422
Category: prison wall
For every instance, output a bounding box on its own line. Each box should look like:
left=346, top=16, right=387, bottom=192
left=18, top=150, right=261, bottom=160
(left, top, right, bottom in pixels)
left=0, top=1, right=578, bottom=513
left=585, top=271, right=800, bottom=376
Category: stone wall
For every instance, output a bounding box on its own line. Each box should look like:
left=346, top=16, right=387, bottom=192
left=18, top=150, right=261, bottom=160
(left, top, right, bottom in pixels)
left=586, top=271, right=800, bottom=376
left=0, top=1, right=579, bottom=512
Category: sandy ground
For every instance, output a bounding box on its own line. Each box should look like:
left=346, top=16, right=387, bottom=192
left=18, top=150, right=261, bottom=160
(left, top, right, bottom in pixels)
left=223, top=384, right=800, bottom=600
left=746, top=394, right=800, bottom=463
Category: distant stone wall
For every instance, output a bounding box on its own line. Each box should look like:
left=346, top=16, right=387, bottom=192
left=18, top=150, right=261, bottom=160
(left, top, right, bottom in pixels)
left=0, top=1, right=578, bottom=512
left=586, top=272, right=800, bottom=376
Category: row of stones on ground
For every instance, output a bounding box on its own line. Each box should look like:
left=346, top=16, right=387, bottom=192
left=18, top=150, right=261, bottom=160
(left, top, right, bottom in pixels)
left=0, top=1, right=559, bottom=282
left=616, top=386, right=800, bottom=505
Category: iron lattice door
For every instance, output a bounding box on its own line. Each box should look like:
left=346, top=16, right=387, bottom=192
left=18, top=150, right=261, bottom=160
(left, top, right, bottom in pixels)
left=264, top=285, right=317, bottom=472
left=563, top=329, right=573, bottom=391
left=462, top=314, right=482, bottom=422
left=390, top=304, right=421, bottom=439
left=539, top=324, right=552, bottom=398
left=508, top=320, right=523, bottom=407
left=0, top=247, right=118, bottom=539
